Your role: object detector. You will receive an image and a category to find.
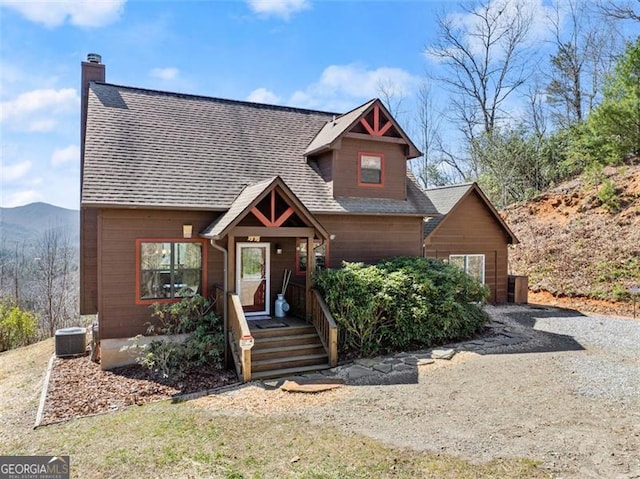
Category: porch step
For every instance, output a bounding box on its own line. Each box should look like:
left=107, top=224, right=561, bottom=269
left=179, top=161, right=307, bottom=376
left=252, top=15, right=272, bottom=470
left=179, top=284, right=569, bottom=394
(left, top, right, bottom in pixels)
left=251, top=353, right=328, bottom=373
left=251, top=343, right=326, bottom=361
left=252, top=333, right=321, bottom=349
left=250, top=363, right=332, bottom=381
left=250, top=324, right=316, bottom=339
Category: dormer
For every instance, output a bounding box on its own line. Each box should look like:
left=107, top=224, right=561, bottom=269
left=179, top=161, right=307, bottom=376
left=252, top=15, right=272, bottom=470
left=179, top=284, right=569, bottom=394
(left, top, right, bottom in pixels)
left=305, top=99, right=421, bottom=201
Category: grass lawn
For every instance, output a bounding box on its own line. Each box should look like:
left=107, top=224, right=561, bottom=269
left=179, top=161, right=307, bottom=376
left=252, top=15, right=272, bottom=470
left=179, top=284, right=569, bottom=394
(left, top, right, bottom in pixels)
left=0, top=341, right=549, bottom=479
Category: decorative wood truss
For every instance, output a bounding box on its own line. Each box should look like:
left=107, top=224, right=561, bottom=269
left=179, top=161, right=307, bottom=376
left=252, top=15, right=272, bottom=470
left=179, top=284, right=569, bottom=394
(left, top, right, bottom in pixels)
left=359, top=104, right=393, bottom=137
left=250, top=189, right=295, bottom=227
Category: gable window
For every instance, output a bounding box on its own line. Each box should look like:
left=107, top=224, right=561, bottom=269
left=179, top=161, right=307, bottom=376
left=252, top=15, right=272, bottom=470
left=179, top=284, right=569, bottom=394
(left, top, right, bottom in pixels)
left=449, top=254, right=485, bottom=284
left=137, top=239, right=205, bottom=303
left=358, top=152, right=384, bottom=186
left=296, top=239, right=329, bottom=275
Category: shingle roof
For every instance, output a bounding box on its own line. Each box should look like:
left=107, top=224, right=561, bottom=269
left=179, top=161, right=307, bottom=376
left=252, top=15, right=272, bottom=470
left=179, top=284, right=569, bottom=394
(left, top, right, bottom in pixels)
left=425, top=183, right=474, bottom=215
left=304, top=100, right=375, bottom=155
left=82, top=83, right=436, bottom=216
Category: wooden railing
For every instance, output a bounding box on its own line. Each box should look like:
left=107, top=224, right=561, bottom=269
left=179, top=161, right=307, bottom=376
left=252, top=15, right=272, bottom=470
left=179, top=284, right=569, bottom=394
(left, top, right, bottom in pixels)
left=228, top=293, right=253, bottom=381
left=285, top=281, right=306, bottom=318
left=310, top=288, right=338, bottom=367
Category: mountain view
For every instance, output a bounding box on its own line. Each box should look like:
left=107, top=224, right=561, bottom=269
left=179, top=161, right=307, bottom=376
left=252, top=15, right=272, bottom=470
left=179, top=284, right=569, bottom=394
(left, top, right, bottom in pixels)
left=0, top=202, right=79, bottom=249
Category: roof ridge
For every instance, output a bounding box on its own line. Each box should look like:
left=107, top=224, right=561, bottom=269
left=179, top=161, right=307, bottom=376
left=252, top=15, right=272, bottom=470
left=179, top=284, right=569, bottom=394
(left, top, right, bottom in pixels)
left=426, top=182, right=475, bottom=192
left=91, top=81, right=340, bottom=116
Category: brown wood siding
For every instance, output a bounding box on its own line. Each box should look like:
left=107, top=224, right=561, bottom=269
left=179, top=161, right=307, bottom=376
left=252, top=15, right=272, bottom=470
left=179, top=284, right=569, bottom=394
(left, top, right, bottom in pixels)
left=317, top=214, right=423, bottom=265
left=80, top=207, right=98, bottom=315
left=424, top=192, right=510, bottom=303
left=97, top=209, right=224, bottom=339
left=313, top=151, right=333, bottom=182
left=332, top=138, right=407, bottom=200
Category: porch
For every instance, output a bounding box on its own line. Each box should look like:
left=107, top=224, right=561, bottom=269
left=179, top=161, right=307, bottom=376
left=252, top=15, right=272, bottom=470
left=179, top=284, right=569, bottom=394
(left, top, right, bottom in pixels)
left=213, top=282, right=338, bottom=381
left=202, top=177, right=338, bottom=381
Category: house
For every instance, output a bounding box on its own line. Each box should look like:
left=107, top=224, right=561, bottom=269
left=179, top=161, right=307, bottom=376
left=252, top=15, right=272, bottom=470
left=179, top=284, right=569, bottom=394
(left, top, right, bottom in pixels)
left=423, top=183, right=519, bottom=303
left=79, top=54, right=515, bottom=379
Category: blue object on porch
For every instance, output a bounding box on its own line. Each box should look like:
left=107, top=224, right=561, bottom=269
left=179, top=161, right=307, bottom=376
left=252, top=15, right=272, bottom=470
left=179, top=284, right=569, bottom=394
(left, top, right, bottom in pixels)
left=275, top=294, right=290, bottom=318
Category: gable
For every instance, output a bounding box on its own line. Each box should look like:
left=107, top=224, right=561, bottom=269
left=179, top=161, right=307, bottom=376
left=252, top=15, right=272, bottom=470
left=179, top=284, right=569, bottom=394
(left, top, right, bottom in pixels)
left=424, top=183, right=518, bottom=245
left=201, top=176, right=329, bottom=240
left=304, top=99, right=420, bottom=158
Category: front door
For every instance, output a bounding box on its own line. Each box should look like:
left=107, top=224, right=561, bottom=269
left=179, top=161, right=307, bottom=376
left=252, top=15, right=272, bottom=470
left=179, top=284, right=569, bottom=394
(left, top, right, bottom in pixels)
left=236, top=242, right=270, bottom=316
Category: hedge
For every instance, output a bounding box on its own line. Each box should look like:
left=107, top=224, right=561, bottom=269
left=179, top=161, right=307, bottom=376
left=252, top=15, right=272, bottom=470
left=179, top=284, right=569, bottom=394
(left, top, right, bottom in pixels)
left=313, top=257, right=490, bottom=357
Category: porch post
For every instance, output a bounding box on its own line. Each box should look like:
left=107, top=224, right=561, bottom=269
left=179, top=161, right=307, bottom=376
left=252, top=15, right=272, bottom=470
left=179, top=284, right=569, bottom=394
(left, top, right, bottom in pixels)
left=305, top=234, right=315, bottom=320
left=228, top=234, right=236, bottom=294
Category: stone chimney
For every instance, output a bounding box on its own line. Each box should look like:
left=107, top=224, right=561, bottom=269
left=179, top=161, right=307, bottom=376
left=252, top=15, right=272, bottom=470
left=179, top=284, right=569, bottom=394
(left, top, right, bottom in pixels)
left=80, top=53, right=105, bottom=194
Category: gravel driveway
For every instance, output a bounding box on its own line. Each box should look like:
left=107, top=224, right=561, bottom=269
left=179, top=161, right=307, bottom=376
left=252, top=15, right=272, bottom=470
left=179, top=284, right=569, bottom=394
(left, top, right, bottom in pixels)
left=298, top=305, right=640, bottom=478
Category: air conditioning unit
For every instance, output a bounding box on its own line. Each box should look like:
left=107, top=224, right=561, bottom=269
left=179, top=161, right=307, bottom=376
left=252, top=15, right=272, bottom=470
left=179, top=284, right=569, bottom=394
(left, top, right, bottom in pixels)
left=55, top=327, right=87, bottom=357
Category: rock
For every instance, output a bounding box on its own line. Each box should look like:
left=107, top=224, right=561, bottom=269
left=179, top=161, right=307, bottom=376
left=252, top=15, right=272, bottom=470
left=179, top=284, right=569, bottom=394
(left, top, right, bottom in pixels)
left=393, top=364, right=414, bottom=372
left=417, top=358, right=435, bottom=366
left=431, top=348, right=456, bottom=360
left=403, top=357, right=419, bottom=366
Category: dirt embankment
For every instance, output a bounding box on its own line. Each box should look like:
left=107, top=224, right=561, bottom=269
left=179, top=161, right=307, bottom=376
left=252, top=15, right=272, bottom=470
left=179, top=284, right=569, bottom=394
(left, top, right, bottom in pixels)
left=502, top=164, right=640, bottom=318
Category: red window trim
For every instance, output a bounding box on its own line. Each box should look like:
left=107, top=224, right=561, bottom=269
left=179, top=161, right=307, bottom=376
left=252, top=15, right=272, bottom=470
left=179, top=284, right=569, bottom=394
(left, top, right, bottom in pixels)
left=135, top=238, right=208, bottom=306
left=357, top=151, right=385, bottom=188
left=295, top=238, right=330, bottom=276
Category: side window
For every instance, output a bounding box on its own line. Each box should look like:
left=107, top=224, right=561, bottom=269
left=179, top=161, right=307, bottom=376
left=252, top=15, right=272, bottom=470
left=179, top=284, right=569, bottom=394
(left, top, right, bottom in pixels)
left=449, top=254, right=485, bottom=283
left=137, top=240, right=204, bottom=303
left=358, top=152, right=384, bottom=186
left=296, top=239, right=329, bottom=275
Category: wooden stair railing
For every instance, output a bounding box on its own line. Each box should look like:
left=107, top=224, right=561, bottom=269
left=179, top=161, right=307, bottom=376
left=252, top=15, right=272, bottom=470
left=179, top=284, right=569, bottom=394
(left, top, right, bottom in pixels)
left=228, top=293, right=253, bottom=381
left=310, top=288, right=338, bottom=367
left=285, top=281, right=306, bottom=318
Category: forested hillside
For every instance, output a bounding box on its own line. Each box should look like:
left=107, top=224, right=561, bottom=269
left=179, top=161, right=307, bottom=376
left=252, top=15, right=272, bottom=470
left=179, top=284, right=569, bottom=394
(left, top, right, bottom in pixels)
left=503, top=164, right=640, bottom=316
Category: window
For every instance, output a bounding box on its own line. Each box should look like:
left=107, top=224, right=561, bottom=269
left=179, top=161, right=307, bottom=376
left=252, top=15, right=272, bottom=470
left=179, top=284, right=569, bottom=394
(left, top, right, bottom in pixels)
left=137, top=239, right=205, bottom=303
left=358, top=152, right=384, bottom=186
left=296, top=239, right=328, bottom=275
left=449, top=254, right=485, bottom=283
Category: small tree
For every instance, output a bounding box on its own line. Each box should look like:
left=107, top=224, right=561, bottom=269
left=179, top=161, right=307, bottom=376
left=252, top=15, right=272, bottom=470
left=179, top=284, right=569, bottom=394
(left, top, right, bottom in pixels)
left=0, top=299, right=37, bottom=351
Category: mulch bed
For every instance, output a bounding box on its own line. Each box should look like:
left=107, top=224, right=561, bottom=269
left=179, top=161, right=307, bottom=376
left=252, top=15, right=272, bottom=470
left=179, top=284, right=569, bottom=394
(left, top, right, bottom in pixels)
left=40, top=354, right=237, bottom=425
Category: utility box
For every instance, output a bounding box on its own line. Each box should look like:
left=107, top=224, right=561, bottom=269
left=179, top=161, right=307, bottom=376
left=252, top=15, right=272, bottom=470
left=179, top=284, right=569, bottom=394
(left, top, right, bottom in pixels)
left=55, top=327, right=87, bottom=357
left=507, top=275, right=528, bottom=304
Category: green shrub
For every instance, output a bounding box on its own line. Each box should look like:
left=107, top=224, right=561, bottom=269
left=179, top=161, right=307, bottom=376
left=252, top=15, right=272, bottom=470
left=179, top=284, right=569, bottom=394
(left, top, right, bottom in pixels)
left=314, top=257, right=490, bottom=358
left=0, top=299, right=38, bottom=352
left=128, top=295, right=224, bottom=379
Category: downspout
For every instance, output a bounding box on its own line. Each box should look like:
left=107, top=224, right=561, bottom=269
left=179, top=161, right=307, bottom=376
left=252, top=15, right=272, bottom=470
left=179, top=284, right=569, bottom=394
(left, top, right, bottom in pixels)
left=209, top=239, right=228, bottom=366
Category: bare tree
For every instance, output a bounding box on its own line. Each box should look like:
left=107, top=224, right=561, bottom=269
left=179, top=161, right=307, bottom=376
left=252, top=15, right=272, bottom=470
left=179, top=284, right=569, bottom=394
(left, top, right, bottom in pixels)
left=411, top=82, right=453, bottom=187
left=376, top=78, right=407, bottom=121
left=546, top=0, right=621, bottom=128
left=598, top=0, right=640, bottom=21
left=34, top=226, right=77, bottom=336
left=426, top=0, right=535, bottom=143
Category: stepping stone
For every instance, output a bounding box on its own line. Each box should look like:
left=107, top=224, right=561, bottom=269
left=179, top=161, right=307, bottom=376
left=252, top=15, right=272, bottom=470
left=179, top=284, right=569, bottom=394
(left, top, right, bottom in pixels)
left=280, top=380, right=343, bottom=393
left=373, top=363, right=393, bottom=374
left=355, top=358, right=378, bottom=367
left=403, top=357, right=419, bottom=366
left=431, top=348, right=456, bottom=360
left=348, top=365, right=376, bottom=380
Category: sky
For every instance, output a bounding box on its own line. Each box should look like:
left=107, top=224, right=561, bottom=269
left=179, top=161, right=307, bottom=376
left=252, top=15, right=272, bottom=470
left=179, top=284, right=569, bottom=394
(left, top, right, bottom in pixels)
left=1, top=0, right=638, bottom=210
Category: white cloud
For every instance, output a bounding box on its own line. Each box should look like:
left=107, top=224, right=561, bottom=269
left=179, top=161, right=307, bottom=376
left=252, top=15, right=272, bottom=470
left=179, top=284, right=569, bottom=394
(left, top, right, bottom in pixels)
left=246, top=88, right=280, bottom=104
left=0, top=160, right=32, bottom=182
left=51, top=145, right=79, bottom=167
left=289, top=64, right=418, bottom=111
left=1, top=0, right=126, bottom=28
left=0, top=88, right=79, bottom=132
left=2, top=189, right=42, bottom=208
left=150, top=67, right=179, bottom=81
left=246, top=0, right=310, bottom=19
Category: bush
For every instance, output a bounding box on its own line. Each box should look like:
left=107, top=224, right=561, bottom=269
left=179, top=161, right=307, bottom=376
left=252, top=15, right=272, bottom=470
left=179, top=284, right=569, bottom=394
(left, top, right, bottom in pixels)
left=128, top=295, right=224, bottom=379
left=0, top=299, right=38, bottom=352
left=314, top=257, right=490, bottom=358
